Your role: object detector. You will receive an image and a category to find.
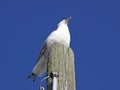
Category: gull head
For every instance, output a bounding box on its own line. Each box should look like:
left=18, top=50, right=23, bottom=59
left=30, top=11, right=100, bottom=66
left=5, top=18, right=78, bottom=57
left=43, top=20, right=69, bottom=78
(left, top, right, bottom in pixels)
left=58, top=16, right=71, bottom=27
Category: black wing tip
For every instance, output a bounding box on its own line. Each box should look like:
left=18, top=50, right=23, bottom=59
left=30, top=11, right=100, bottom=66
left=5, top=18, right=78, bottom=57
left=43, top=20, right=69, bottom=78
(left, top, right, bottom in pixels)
left=27, top=73, right=37, bottom=82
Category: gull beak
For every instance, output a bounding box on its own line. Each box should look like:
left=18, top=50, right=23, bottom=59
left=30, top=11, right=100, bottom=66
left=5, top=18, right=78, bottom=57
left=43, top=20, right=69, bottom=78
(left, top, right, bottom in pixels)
left=65, top=16, right=72, bottom=24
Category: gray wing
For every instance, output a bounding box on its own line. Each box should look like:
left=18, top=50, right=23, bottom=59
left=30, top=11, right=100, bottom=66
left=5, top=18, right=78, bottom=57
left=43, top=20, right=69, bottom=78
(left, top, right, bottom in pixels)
left=32, top=42, right=50, bottom=76
left=36, top=42, right=47, bottom=63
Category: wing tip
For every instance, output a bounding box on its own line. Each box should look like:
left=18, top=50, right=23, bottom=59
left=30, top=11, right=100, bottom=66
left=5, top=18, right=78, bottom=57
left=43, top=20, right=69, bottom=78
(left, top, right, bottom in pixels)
left=27, top=73, right=37, bottom=82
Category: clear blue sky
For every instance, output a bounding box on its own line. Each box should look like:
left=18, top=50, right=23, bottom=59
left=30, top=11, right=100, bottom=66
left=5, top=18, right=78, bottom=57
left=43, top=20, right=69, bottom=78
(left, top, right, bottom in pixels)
left=0, top=0, right=120, bottom=90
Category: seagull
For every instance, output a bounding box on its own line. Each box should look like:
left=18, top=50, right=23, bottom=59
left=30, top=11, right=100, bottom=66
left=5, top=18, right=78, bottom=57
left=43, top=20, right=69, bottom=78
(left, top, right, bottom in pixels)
left=27, top=17, right=71, bottom=82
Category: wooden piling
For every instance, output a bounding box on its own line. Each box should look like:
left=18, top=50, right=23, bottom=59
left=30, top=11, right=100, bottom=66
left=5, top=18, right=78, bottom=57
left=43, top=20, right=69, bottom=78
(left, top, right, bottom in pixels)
left=47, top=44, right=76, bottom=90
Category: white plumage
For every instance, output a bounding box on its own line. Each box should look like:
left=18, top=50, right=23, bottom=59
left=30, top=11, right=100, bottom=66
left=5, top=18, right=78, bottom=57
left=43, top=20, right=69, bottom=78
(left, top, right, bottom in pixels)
left=27, top=17, right=71, bottom=82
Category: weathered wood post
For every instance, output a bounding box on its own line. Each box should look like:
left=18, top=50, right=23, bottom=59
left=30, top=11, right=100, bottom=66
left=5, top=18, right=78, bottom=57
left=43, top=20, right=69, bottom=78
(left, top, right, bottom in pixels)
left=47, top=44, right=76, bottom=90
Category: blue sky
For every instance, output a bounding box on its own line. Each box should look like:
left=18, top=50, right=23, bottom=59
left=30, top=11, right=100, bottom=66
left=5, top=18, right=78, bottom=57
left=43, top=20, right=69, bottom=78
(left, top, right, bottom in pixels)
left=0, top=0, right=120, bottom=90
